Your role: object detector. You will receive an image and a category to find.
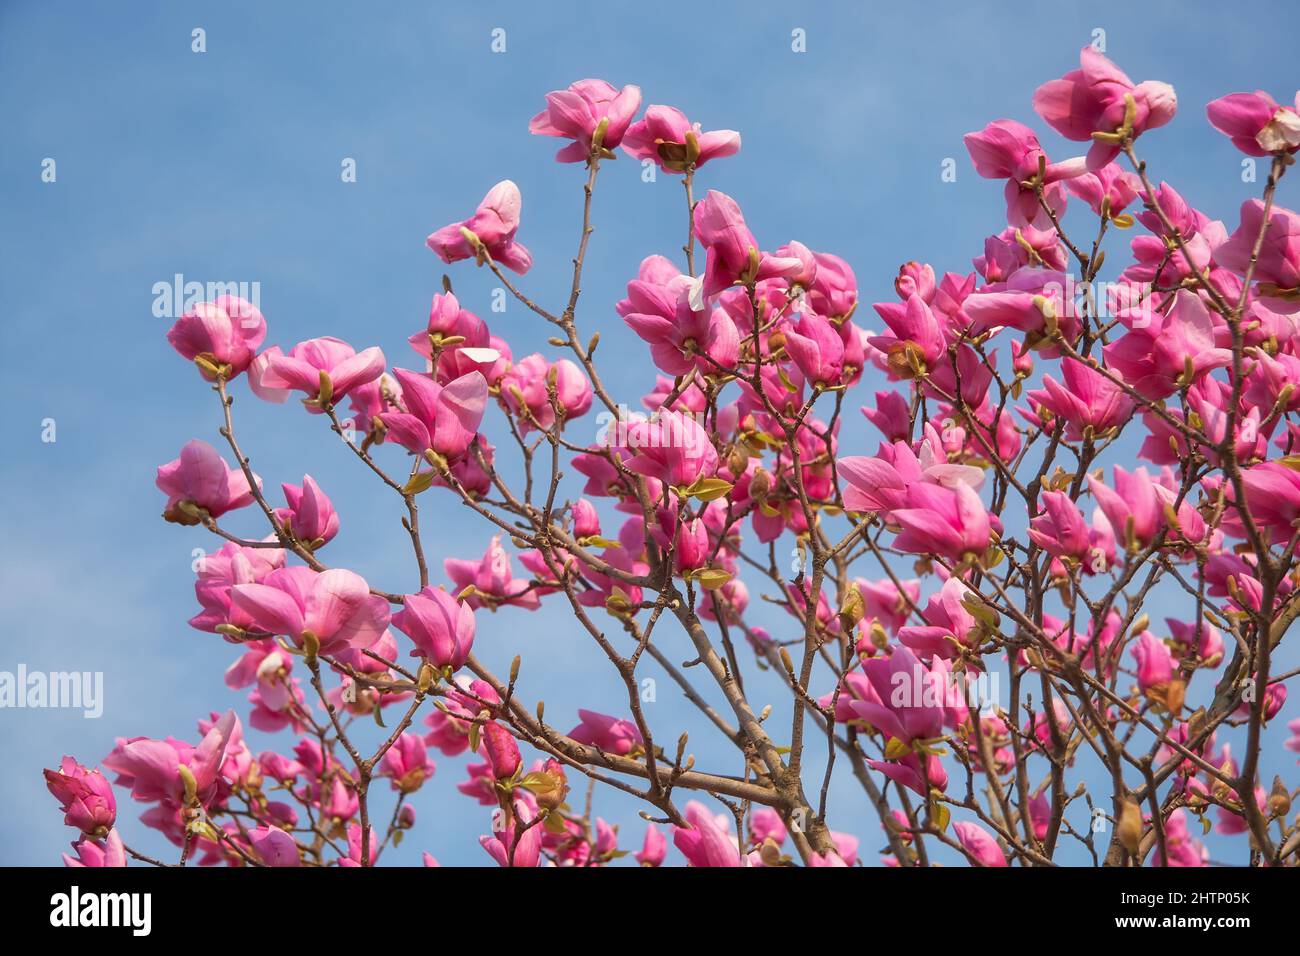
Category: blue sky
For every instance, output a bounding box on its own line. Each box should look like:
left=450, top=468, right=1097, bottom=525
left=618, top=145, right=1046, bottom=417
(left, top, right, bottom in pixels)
left=2, top=0, right=1298, bottom=866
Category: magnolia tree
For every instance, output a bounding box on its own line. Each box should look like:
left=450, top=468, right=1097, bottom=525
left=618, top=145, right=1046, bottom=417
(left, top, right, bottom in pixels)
left=45, top=49, right=1300, bottom=869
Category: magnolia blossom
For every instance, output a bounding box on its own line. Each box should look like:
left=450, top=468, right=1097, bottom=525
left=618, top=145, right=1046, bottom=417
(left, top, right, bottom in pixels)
left=156, top=439, right=259, bottom=524
left=673, top=801, right=742, bottom=867
left=275, top=475, right=339, bottom=548
left=44, top=759, right=116, bottom=836
left=166, top=295, right=266, bottom=380
left=1033, top=46, right=1176, bottom=168
left=251, top=336, right=386, bottom=410
left=427, top=180, right=532, bottom=274
left=1216, top=201, right=1300, bottom=313
left=392, top=586, right=476, bottom=670
left=1207, top=91, right=1300, bottom=156
left=231, top=567, right=391, bottom=656
left=49, top=57, right=1300, bottom=874
left=622, top=105, right=740, bottom=172
left=953, top=821, right=1008, bottom=867
left=568, top=710, right=643, bottom=756
left=445, top=536, right=540, bottom=611
left=380, top=369, right=488, bottom=461
left=530, top=79, right=642, bottom=161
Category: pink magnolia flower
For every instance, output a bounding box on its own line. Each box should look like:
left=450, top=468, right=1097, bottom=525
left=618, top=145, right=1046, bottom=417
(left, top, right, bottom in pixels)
left=340, top=825, right=378, bottom=867
left=963, top=119, right=1085, bottom=226
left=166, top=295, right=266, bottom=380
left=408, top=291, right=489, bottom=361
left=807, top=252, right=859, bottom=321
left=592, top=818, right=619, bottom=862
left=274, top=475, right=339, bottom=548
left=829, top=831, right=859, bottom=865
left=1131, top=632, right=1174, bottom=694
left=869, top=294, right=948, bottom=379
left=481, top=721, right=521, bottom=782
left=480, top=798, right=543, bottom=867
left=379, top=369, right=488, bottom=462
left=1151, top=808, right=1206, bottom=867
left=231, top=567, right=391, bottom=657
left=445, top=535, right=541, bottom=611
left=838, top=426, right=984, bottom=516
left=673, top=800, right=741, bottom=867
left=849, top=645, right=965, bottom=745
left=424, top=678, right=501, bottom=756
left=530, top=79, right=642, bottom=161
left=862, top=390, right=912, bottom=443
left=1124, top=182, right=1224, bottom=286
left=1089, top=465, right=1200, bottom=551
left=44, top=758, right=116, bottom=836
left=1167, top=618, right=1224, bottom=668
left=226, top=639, right=294, bottom=695
left=248, top=826, right=301, bottom=867
left=1206, top=91, right=1300, bottom=156
left=858, top=576, right=921, bottom=636
left=782, top=313, right=847, bottom=387
left=620, top=282, right=740, bottom=376
left=1230, top=682, right=1286, bottom=725
left=897, top=576, right=977, bottom=660
left=891, top=481, right=992, bottom=562
left=963, top=267, right=1082, bottom=350
left=570, top=497, right=602, bottom=541
left=635, top=824, right=667, bottom=867
left=251, top=337, right=386, bottom=411
left=1027, top=357, right=1134, bottom=440
left=344, top=371, right=403, bottom=438
left=973, top=227, right=1066, bottom=282
left=953, top=821, right=1008, bottom=867
left=437, top=331, right=510, bottom=389
left=1033, top=46, right=1176, bottom=169
left=1103, top=290, right=1232, bottom=400
left=501, top=355, right=593, bottom=431
left=379, top=733, right=434, bottom=792
left=622, top=105, right=740, bottom=172
left=102, top=710, right=239, bottom=808
left=1086, top=465, right=1170, bottom=554
left=322, top=776, right=360, bottom=822
left=63, top=829, right=127, bottom=868
left=1028, top=490, right=1091, bottom=563
left=749, top=807, right=788, bottom=848
left=1241, top=460, right=1300, bottom=545
left=670, top=515, right=711, bottom=574
left=156, top=439, right=259, bottom=525
left=228, top=642, right=301, bottom=723
left=693, top=190, right=802, bottom=299
left=391, top=585, right=476, bottom=670
left=247, top=672, right=308, bottom=735
left=427, top=180, right=533, bottom=275
left=190, top=543, right=285, bottom=635
left=1066, top=163, right=1142, bottom=217
left=568, top=709, right=643, bottom=756
left=621, top=409, right=720, bottom=490
left=1285, top=718, right=1300, bottom=761
left=1216, top=201, right=1300, bottom=313
left=574, top=544, right=647, bottom=612
left=1028, top=491, right=1115, bottom=572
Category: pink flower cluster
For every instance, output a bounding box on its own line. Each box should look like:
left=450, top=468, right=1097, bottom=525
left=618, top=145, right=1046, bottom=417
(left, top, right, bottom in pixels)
left=47, top=56, right=1300, bottom=870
